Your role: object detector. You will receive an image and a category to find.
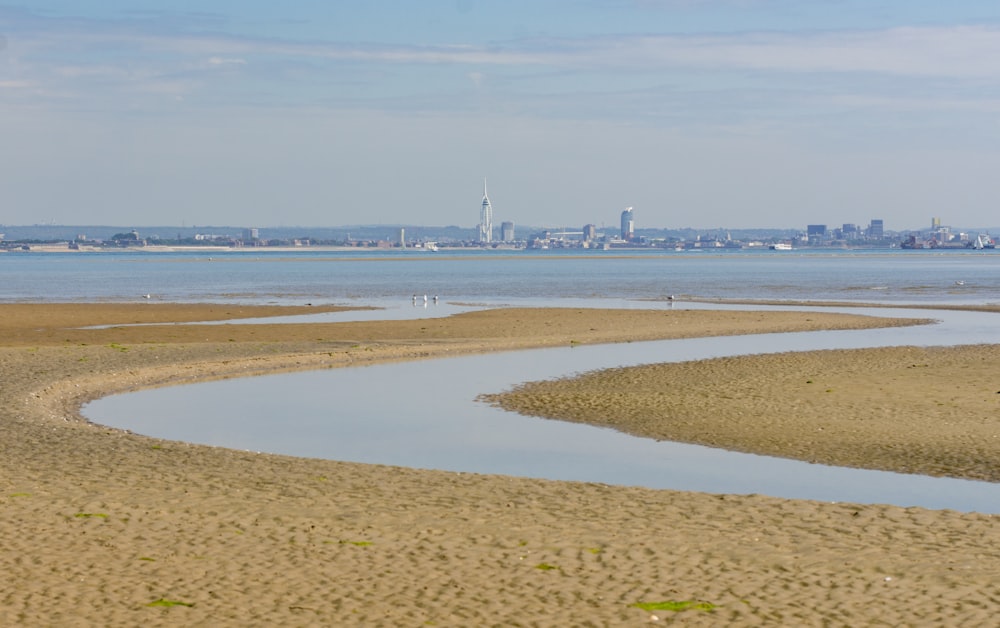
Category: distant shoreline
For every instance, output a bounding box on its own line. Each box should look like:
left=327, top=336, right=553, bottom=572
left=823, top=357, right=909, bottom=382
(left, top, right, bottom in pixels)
left=3, top=244, right=417, bottom=253
left=5, top=242, right=995, bottom=254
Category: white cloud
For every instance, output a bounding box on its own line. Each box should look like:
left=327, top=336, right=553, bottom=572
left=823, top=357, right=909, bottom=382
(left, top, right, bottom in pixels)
left=206, top=56, right=247, bottom=66
left=6, top=8, right=1000, bottom=123
left=222, top=25, right=1000, bottom=79
left=830, top=92, right=1000, bottom=115
left=15, top=7, right=1000, bottom=79
left=649, top=26, right=1000, bottom=78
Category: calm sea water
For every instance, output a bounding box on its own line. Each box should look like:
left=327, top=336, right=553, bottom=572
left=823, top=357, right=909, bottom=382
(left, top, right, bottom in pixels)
left=2, top=248, right=999, bottom=306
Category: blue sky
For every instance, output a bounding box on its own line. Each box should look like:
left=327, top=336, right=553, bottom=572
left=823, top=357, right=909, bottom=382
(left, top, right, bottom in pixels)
left=2, top=1, right=1000, bottom=231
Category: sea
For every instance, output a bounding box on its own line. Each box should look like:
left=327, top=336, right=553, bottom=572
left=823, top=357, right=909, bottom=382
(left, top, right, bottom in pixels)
left=6, top=247, right=1000, bottom=511
left=2, top=247, right=999, bottom=307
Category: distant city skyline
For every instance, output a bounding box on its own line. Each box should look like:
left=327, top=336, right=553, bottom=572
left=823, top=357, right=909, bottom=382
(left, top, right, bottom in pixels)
left=6, top=215, right=996, bottom=253
left=3, top=202, right=998, bottom=237
left=3, top=2, right=1000, bottom=230
left=5, top=212, right=996, bottom=241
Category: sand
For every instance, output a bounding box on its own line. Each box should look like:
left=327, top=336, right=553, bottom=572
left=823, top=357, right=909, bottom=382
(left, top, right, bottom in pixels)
left=486, top=344, right=1000, bottom=482
left=2, top=302, right=999, bottom=626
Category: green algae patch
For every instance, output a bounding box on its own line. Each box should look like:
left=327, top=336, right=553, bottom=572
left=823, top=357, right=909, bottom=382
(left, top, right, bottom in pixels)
left=146, top=598, right=194, bottom=608
left=631, top=600, right=716, bottom=612
left=74, top=512, right=108, bottom=519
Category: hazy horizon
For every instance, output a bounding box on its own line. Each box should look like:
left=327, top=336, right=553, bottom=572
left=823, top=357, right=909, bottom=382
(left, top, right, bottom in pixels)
left=3, top=2, right=999, bottom=230
left=7, top=221, right=1000, bottom=240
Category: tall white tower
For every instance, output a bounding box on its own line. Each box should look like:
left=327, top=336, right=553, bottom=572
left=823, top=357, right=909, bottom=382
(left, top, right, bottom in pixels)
left=479, top=177, right=493, bottom=244
left=620, top=206, right=634, bottom=241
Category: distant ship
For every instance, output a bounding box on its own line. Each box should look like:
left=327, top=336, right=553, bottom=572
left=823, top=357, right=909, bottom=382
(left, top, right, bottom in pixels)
left=972, top=234, right=995, bottom=250
left=770, top=243, right=793, bottom=251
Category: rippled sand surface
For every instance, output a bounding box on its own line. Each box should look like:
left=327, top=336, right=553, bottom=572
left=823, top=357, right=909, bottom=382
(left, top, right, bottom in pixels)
left=3, top=302, right=999, bottom=626
left=486, top=344, right=1000, bottom=481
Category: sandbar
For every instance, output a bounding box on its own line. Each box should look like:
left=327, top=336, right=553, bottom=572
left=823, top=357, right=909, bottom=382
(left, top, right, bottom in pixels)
left=2, top=302, right=999, bottom=626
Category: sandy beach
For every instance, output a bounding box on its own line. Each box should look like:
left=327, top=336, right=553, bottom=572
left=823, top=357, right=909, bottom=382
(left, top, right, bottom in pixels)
left=3, top=302, right=1000, bottom=626
left=487, top=344, right=1000, bottom=482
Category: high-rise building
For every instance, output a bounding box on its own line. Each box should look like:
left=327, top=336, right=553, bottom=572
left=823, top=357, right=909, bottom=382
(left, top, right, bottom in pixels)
left=582, top=224, right=596, bottom=243
left=479, top=178, right=493, bottom=243
left=620, top=207, right=634, bottom=241
left=806, top=224, right=827, bottom=245
left=501, top=221, right=515, bottom=243
left=869, top=219, right=884, bottom=239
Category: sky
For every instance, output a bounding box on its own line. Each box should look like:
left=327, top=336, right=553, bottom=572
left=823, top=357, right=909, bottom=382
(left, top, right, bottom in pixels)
left=2, top=1, right=1000, bottom=231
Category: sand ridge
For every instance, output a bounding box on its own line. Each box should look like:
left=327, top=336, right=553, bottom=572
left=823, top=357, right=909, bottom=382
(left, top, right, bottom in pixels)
left=3, top=302, right=1000, bottom=626
left=485, top=344, right=1000, bottom=481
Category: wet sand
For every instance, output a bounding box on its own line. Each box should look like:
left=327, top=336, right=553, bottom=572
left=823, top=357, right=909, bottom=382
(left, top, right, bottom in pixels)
left=486, top=344, right=1000, bottom=482
left=3, top=302, right=999, bottom=626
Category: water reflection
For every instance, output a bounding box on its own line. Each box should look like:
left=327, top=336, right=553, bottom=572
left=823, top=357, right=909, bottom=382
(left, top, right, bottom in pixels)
left=84, top=305, right=1000, bottom=513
